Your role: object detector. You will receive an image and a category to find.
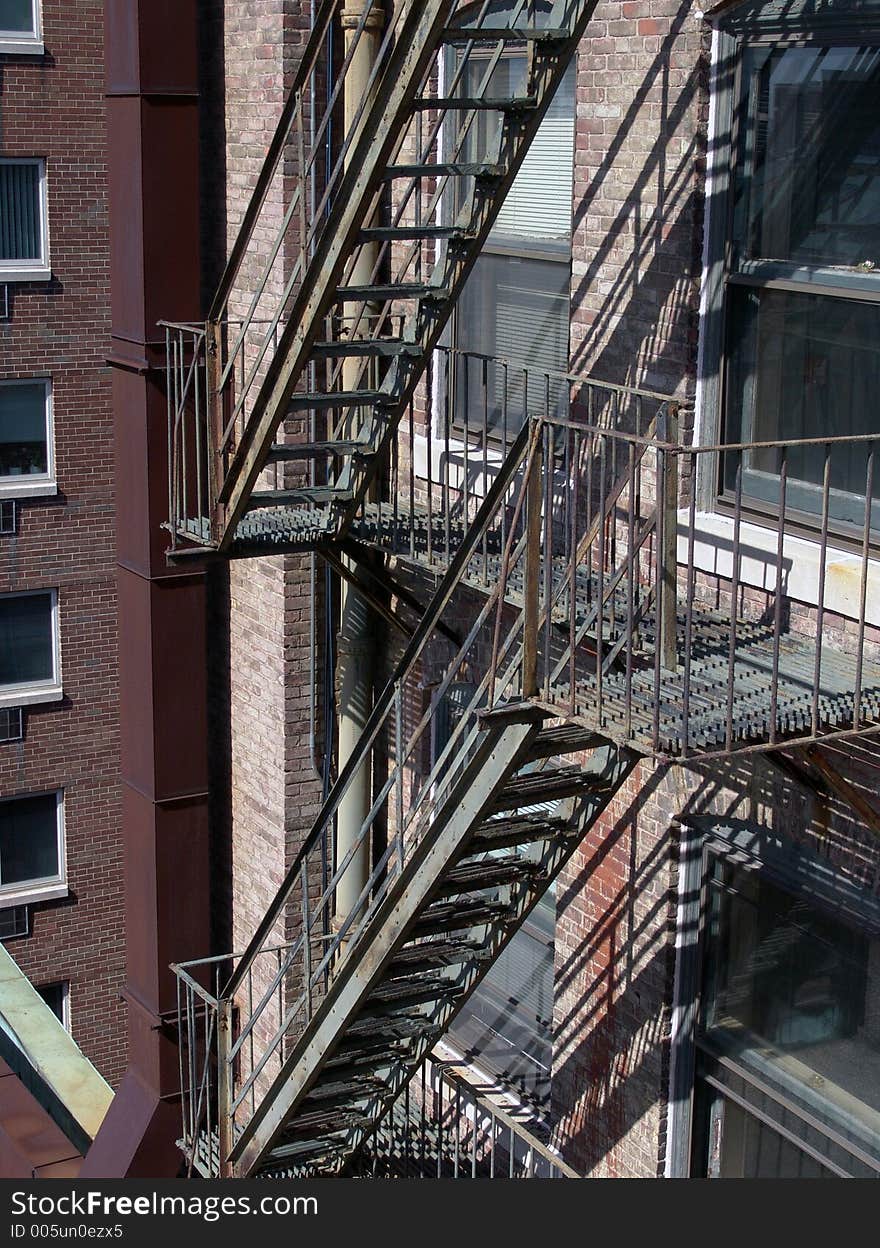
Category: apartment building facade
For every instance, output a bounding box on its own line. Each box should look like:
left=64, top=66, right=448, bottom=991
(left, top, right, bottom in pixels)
left=167, top=0, right=880, bottom=1181
left=0, top=0, right=124, bottom=1084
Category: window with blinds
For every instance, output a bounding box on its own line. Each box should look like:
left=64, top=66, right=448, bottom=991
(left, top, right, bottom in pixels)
left=0, top=159, right=48, bottom=279
left=451, top=50, right=575, bottom=434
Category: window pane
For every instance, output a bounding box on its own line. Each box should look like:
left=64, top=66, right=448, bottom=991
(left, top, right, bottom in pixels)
left=0, top=162, right=41, bottom=261
left=734, top=45, right=880, bottom=268
left=0, top=794, right=59, bottom=887
left=455, top=253, right=570, bottom=433
left=0, top=593, right=54, bottom=686
left=723, top=285, right=880, bottom=530
left=0, top=0, right=34, bottom=35
left=700, top=860, right=880, bottom=1166
left=36, top=982, right=66, bottom=1025
left=448, top=890, right=556, bottom=1110
left=0, top=383, right=48, bottom=477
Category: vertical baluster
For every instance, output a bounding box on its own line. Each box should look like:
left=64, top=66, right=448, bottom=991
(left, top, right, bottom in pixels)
left=396, top=680, right=405, bottom=872
left=724, top=458, right=743, bottom=754
left=248, top=966, right=256, bottom=1118
left=175, top=975, right=186, bottom=1146
left=769, top=453, right=787, bottom=746
left=682, top=451, right=698, bottom=757
left=854, top=444, right=874, bottom=730
left=482, top=357, right=489, bottom=585
left=812, top=445, right=832, bottom=740
left=569, top=431, right=580, bottom=717
left=596, top=437, right=607, bottom=730
left=444, top=350, right=451, bottom=564
left=301, top=862, right=312, bottom=1021
left=408, top=397, right=415, bottom=560
left=543, top=386, right=553, bottom=701
left=625, top=441, right=637, bottom=742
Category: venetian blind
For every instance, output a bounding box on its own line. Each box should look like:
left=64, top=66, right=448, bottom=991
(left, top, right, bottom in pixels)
left=0, top=162, right=41, bottom=262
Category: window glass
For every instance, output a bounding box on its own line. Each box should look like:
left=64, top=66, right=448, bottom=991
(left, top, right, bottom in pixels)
left=0, top=794, right=60, bottom=889
left=733, top=45, right=880, bottom=268
left=723, top=286, right=880, bottom=531
left=0, top=382, right=49, bottom=478
left=0, top=593, right=54, bottom=687
left=0, top=0, right=35, bottom=35
left=700, top=858, right=880, bottom=1166
left=0, top=162, right=42, bottom=262
left=36, top=981, right=67, bottom=1026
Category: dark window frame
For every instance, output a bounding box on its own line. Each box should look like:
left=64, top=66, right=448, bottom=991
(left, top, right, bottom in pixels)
left=701, top=16, right=880, bottom=550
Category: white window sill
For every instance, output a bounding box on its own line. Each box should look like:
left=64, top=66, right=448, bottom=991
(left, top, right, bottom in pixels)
left=678, top=510, right=880, bottom=627
left=0, top=266, right=51, bottom=284
left=0, top=882, right=66, bottom=910
left=0, top=479, right=56, bottom=500
left=0, top=38, right=44, bottom=56
left=0, top=684, right=62, bottom=709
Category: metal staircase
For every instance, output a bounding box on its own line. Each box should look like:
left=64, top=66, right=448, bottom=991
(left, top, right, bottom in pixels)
left=163, top=0, right=601, bottom=555
left=173, top=422, right=637, bottom=1178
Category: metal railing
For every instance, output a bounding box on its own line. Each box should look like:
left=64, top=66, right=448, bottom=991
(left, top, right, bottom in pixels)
left=171, top=415, right=548, bottom=1175
left=163, top=0, right=584, bottom=546
left=357, top=1055, right=580, bottom=1177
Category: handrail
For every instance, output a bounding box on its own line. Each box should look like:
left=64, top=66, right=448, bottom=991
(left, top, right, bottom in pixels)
left=223, top=416, right=533, bottom=999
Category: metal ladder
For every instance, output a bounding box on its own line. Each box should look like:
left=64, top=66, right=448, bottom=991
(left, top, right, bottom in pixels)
left=165, top=0, right=601, bottom=556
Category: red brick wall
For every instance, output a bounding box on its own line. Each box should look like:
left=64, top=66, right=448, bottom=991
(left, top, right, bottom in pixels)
left=0, top=0, right=125, bottom=1084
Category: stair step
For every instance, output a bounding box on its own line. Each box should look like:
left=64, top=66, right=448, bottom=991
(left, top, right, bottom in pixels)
left=382, top=161, right=504, bottom=181
left=312, top=338, right=422, bottom=359
left=322, top=1048, right=404, bottom=1079
left=266, top=440, right=370, bottom=463
left=441, top=26, right=569, bottom=45
left=303, top=1075, right=387, bottom=1107
left=525, top=724, right=604, bottom=761
left=388, top=937, right=483, bottom=975
left=365, top=975, right=459, bottom=1009
left=413, top=95, right=538, bottom=112
left=287, top=390, right=392, bottom=411
left=345, top=1011, right=432, bottom=1043
left=264, top=1134, right=350, bottom=1166
left=489, top=765, right=605, bottom=813
left=358, top=225, right=474, bottom=243
left=435, top=856, right=543, bottom=897
left=465, top=813, right=568, bottom=856
left=245, top=486, right=354, bottom=510
left=412, top=897, right=511, bottom=937
left=279, top=1106, right=372, bottom=1141
left=335, top=282, right=449, bottom=303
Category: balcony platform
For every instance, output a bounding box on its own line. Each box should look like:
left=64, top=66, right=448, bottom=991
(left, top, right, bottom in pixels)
left=173, top=501, right=880, bottom=759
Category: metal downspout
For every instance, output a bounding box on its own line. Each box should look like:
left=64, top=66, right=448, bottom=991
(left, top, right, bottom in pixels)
left=334, top=0, right=385, bottom=935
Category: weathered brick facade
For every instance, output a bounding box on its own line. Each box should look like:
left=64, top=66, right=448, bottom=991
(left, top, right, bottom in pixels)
left=0, top=0, right=125, bottom=1083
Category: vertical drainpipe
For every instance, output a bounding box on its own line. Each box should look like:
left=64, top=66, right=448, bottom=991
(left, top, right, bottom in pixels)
left=82, top=0, right=211, bottom=1177
left=334, top=0, right=385, bottom=935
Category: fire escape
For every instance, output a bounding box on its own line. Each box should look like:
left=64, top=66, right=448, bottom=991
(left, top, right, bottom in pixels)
left=163, top=0, right=880, bottom=1178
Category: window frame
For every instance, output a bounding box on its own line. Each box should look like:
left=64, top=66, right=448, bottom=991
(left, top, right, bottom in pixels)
left=667, top=816, right=880, bottom=1178
left=698, top=18, right=880, bottom=549
left=0, top=0, right=42, bottom=56
left=0, top=376, right=55, bottom=497
left=0, top=587, right=63, bottom=707
left=0, top=157, right=50, bottom=282
left=0, top=789, right=67, bottom=908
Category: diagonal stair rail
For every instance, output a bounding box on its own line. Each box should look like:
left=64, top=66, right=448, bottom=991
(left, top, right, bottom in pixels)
left=172, top=418, right=545, bottom=1174
left=163, top=0, right=606, bottom=554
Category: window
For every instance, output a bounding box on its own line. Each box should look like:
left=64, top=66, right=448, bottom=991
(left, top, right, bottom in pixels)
left=708, top=27, right=880, bottom=541
left=691, top=852, right=880, bottom=1178
left=0, top=159, right=50, bottom=281
left=0, top=0, right=41, bottom=54
left=0, top=590, right=62, bottom=706
left=36, top=981, right=69, bottom=1030
left=0, top=379, right=54, bottom=495
left=447, top=4, right=575, bottom=436
left=0, top=792, right=65, bottom=906
left=433, top=683, right=557, bottom=1113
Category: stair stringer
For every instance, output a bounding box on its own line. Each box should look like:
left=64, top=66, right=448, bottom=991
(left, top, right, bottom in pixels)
left=333, top=738, right=640, bottom=1176
left=230, top=714, right=547, bottom=1176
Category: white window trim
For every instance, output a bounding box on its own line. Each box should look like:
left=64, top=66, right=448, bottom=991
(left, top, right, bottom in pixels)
left=0, top=377, right=56, bottom=498
left=0, top=587, right=63, bottom=708
left=0, top=789, right=67, bottom=908
left=0, top=157, right=51, bottom=282
left=0, top=0, right=42, bottom=55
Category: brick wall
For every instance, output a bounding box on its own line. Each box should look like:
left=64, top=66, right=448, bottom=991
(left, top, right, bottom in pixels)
left=0, top=0, right=124, bottom=1083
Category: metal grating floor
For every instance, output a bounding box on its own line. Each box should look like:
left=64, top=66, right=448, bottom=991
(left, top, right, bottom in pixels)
left=187, top=501, right=880, bottom=756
